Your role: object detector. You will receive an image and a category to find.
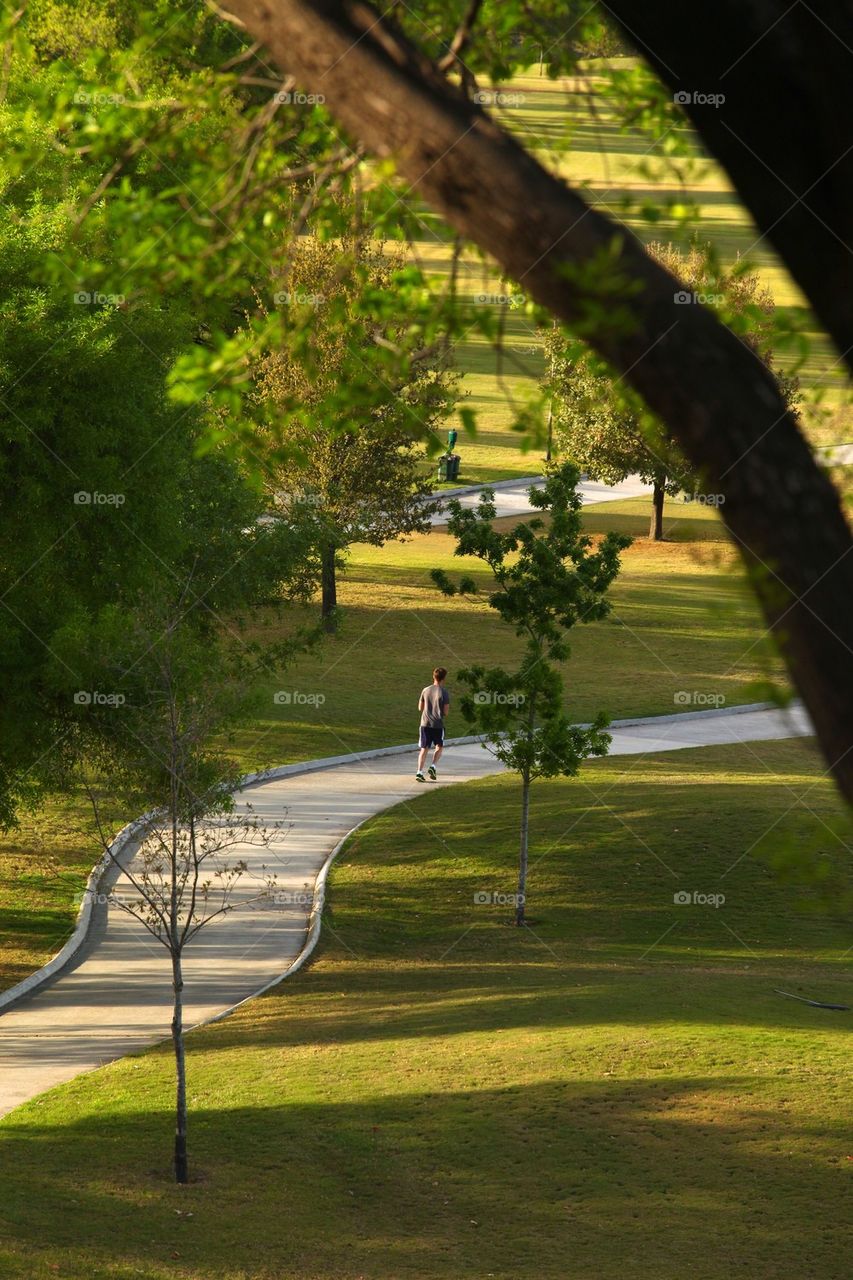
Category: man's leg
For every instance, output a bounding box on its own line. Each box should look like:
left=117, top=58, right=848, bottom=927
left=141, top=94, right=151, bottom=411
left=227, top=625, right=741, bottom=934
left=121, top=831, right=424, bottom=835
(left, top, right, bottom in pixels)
left=416, top=746, right=427, bottom=774
left=428, top=736, right=443, bottom=780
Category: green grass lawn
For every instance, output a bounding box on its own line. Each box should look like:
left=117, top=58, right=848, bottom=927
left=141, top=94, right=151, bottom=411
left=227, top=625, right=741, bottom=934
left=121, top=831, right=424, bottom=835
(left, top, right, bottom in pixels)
left=1, top=737, right=849, bottom=1279
left=0, top=498, right=786, bottom=991
left=229, top=496, right=783, bottom=771
left=0, top=789, right=126, bottom=994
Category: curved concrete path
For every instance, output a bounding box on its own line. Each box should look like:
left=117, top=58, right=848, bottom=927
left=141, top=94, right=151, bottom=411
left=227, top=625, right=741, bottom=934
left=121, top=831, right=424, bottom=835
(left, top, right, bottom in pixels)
left=429, top=473, right=650, bottom=523
left=431, top=443, right=852, bottom=523
left=259, top=474, right=650, bottom=534
left=0, top=702, right=812, bottom=1119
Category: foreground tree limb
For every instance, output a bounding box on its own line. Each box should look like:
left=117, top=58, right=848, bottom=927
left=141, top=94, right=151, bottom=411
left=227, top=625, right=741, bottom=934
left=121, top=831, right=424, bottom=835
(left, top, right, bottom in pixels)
left=606, top=1, right=853, bottom=372
left=219, top=0, right=853, bottom=802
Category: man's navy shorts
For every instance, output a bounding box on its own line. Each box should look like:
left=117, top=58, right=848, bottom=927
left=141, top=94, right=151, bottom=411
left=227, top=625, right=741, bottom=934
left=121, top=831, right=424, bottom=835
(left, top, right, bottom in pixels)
left=419, top=725, right=445, bottom=748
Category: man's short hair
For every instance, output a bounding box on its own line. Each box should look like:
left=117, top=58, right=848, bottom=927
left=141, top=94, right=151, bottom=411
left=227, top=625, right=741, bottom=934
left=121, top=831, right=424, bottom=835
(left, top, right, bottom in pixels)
left=433, top=667, right=448, bottom=682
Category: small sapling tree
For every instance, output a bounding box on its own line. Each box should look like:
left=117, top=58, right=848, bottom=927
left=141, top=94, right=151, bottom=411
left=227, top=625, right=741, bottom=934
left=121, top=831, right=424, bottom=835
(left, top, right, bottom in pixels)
left=72, top=598, right=287, bottom=1184
left=432, top=464, right=631, bottom=925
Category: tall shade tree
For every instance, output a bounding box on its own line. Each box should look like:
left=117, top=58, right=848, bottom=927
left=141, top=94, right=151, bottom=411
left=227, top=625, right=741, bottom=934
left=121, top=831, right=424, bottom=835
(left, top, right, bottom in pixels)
left=0, top=237, right=200, bottom=822
left=433, top=465, right=630, bottom=925
left=0, top=0, right=327, bottom=821
left=0, top=223, right=311, bottom=824
left=254, top=236, right=456, bottom=631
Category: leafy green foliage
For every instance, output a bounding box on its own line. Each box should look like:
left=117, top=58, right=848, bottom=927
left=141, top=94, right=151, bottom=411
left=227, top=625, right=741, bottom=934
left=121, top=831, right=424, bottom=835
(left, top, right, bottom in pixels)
left=248, top=234, right=457, bottom=619
left=0, top=111, right=319, bottom=825
left=390, top=0, right=625, bottom=79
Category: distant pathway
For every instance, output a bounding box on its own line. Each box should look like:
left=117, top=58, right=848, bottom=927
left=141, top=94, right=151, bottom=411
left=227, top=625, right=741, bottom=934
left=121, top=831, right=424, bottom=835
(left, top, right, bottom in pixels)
left=0, top=702, right=812, bottom=1119
left=429, top=446, right=852, bottom=524
left=429, top=473, right=651, bottom=524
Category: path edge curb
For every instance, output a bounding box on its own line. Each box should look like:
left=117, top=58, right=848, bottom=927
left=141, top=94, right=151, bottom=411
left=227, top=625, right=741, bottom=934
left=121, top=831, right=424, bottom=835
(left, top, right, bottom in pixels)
left=0, top=809, right=158, bottom=1015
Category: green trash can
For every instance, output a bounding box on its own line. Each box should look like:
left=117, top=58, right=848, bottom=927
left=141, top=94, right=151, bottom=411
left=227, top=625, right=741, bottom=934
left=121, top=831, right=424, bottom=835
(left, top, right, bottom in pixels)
left=437, top=454, right=449, bottom=481
left=448, top=454, right=460, bottom=481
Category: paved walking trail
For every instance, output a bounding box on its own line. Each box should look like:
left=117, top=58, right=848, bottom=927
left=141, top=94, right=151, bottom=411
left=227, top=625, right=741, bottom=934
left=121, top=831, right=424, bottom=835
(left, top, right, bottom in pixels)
left=0, top=702, right=812, bottom=1119
left=429, top=473, right=650, bottom=523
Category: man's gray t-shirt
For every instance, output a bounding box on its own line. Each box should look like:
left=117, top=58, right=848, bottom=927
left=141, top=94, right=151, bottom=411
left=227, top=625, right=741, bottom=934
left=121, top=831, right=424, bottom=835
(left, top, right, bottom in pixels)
left=420, top=684, right=449, bottom=727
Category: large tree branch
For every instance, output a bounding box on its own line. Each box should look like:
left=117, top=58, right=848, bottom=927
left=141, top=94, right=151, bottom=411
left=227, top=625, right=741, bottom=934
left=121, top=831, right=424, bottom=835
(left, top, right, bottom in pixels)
left=218, top=0, right=853, bottom=803
left=606, top=0, right=853, bottom=372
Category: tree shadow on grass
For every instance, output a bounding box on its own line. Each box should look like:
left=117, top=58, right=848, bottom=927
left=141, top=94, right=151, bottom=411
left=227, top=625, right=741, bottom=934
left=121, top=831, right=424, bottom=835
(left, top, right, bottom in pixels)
left=207, top=955, right=851, bottom=1052
left=0, top=1075, right=847, bottom=1279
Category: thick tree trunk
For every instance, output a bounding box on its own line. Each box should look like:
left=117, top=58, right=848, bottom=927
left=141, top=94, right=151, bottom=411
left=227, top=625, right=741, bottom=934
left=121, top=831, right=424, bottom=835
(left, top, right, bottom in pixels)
left=320, top=541, right=337, bottom=633
left=605, top=2, right=853, bottom=372
left=221, top=0, right=853, bottom=804
left=171, top=952, right=188, bottom=1184
left=516, top=772, right=530, bottom=927
left=650, top=482, right=665, bottom=541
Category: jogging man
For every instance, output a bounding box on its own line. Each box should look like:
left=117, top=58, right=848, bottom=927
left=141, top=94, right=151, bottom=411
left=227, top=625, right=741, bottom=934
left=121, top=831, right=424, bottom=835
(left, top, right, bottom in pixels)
left=416, top=667, right=449, bottom=782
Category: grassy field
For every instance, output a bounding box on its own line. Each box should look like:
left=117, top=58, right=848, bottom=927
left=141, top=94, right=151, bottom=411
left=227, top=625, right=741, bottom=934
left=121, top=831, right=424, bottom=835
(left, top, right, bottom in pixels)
left=0, top=788, right=126, bottom=994
left=0, top=737, right=849, bottom=1279
left=231, top=497, right=782, bottom=771
left=0, top=497, right=787, bottom=992
left=416, top=63, right=851, bottom=486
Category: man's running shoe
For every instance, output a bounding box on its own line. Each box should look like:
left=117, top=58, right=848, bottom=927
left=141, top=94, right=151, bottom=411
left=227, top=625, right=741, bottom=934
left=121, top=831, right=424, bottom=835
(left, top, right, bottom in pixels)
left=415, top=771, right=426, bottom=782
left=428, top=764, right=437, bottom=780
